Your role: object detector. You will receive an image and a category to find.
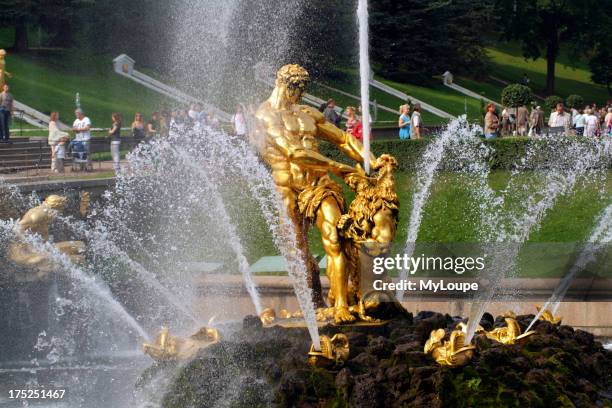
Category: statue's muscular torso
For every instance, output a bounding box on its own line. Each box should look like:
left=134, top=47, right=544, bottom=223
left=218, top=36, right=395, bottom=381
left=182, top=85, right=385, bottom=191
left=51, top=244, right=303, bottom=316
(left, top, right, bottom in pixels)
left=256, top=102, right=329, bottom=192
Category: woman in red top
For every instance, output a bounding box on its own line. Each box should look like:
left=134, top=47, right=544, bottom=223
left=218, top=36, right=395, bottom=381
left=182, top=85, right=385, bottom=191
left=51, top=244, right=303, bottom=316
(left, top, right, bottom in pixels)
left=345, top=106, right=358, bottom=136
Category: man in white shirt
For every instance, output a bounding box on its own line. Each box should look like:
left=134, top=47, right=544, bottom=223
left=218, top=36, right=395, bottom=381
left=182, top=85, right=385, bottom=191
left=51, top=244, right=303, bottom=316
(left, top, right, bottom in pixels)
left=72, top=109, right=91, bottom=141
left=72, top=108, right=92, bottom=166
left=548, top=103, right=571, bottom=134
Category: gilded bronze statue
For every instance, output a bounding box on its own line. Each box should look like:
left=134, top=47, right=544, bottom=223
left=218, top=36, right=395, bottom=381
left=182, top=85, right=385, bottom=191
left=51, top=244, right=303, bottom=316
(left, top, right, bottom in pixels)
left=254, top=64, right=399, bottom=324
left=7, top=195, right=85, bottom=278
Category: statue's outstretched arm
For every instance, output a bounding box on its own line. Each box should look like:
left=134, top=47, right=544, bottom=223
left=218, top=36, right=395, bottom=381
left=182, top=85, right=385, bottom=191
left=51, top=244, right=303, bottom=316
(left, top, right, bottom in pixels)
left=306, top=107, right=377, bottom=170
left=269, top=125, right=355, bottom=176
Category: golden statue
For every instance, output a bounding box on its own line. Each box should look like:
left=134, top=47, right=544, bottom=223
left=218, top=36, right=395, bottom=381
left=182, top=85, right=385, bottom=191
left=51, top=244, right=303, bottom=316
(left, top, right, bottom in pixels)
left=483, top=317, right=535, bottom=345
left=254, top=64, right=399, bottom=324
left=7, top=195, right=85, bottom=278
left=143, top=326, right=220, bottom=361
left=0, top=49, right=12, bottom=88
left=424, top=327, right=476, bottom=367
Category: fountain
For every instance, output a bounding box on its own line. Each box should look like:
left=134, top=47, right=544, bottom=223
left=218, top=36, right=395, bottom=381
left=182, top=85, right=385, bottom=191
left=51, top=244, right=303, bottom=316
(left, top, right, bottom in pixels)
left=1, top=0, right=611, bottom=406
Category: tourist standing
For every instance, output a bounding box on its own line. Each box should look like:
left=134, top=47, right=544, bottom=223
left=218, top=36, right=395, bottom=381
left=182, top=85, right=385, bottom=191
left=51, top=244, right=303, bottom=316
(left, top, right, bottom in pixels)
left=574, top=108, right=586, bottom=136
left=398, top=104, right=411, bottom=140
left=146, top=112, right=159, bottom=139
left=207, top=110, right=220, bottom=128
left=232, top=104, right=247, bottom=137
left=583, top=108, right=599, bottom=137
left=517, top=104, right=529, bottom=136
left=108, top=112, right=122, bottom=171
left=188, top=103, right=200, bottom=122
left=548, top=103, right=571, bottom=134
left=411, top=104, right=422, bottom=139
left=605, top=108, right=612, bottom=136
left=323, top=99, right=341, bottom=128
left=131, top=112, right=146, bottom=139
left=48, top=112, right=69, bottom=172
left=345, top=106, right=358, bottom=136
left=72, top=109, right=92, bottom=166
left=529, top=105, right=544, bottom=135
left=0, top=83, right=14, bottom=143
left=501, top=106, right=510, bottom=135
left=159, top=110, right=169, bottom=137
left=484, top=103, right=499, bottom=140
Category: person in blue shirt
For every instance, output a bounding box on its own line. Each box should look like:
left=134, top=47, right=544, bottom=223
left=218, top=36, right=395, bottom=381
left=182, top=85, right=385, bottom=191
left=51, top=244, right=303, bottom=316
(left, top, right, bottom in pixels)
left=398, top=104, right=411, bottom=140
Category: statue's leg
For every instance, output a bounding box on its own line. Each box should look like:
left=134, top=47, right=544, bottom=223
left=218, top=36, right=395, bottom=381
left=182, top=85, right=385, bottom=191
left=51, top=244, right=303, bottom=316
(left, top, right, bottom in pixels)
left=316, top=197, right=355, bottom=323
left=279, top=188, right=325, bottom=307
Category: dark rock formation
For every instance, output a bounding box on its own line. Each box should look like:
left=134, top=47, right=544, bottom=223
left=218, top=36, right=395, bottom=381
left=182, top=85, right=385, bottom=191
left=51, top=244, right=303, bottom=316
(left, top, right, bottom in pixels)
left=152, top=313, right=612, bottom=408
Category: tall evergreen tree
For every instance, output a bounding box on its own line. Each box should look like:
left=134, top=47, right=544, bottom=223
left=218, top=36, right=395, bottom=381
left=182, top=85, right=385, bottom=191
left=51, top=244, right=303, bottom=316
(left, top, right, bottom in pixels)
left=370, top=0, right=492, bottom=83
left=0, top=0, right=88, bottom=51
left=495, top=0, right=604, bottom=95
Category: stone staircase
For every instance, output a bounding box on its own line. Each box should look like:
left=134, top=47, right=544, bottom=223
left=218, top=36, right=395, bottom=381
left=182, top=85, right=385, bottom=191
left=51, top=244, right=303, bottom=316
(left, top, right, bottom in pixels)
left=0, top=137, right=144, bottom=173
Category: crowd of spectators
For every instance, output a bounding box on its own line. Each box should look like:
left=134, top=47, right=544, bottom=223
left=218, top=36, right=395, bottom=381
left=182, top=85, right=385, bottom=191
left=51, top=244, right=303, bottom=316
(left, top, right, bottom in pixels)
left=484, top=101, right=612, bottom=139
left=44, top=102, right=224, bottom=173
left=36, top=89, right=612, bottom=174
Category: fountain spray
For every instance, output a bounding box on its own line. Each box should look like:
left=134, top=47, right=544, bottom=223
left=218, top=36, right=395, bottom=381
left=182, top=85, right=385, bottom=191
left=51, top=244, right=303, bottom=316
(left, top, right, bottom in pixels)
left=357, top=0, right=371, bottom=174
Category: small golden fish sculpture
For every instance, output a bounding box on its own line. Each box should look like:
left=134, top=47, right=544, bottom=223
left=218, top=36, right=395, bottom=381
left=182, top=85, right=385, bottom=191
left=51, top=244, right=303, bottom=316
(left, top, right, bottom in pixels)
left=536, top=306, right=562, bottom=325
left=143, top=326, right=220, bottom=361
left=484, top=317, right=535, bottom=345
left=424, top=328, right=476, bottom=367
left=308, top=334, right=350, bottom=368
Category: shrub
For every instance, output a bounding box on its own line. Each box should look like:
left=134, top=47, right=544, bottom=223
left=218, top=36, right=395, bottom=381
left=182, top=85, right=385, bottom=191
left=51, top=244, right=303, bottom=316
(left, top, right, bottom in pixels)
left=565, top=94, right=585, bottom=109
left=544, top=95, right=564, bottom=113
left=501, top=84, right=534, bottom=107
left=319, top=137, right=610, bottom=171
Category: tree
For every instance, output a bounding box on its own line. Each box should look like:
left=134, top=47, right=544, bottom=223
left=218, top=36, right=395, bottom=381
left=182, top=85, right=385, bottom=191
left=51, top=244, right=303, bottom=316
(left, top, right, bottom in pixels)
left=544, top=95, right=563, bottom=113
left=588, top=13, right=612, bottom=97
left=501, top=84, right=533, bottom=107
left=370, top=0, right=493, bottom=82
left=565, top=94, right=584, bottom=110
left=495, top=0, right=604, bottom=95
left=0, top=0, right=88, bottom=51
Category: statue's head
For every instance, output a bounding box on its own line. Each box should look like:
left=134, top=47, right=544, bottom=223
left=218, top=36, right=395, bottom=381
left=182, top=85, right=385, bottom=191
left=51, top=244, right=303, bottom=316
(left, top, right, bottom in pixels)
left=276, top=64, right=309, bottom=104
left=43, top=195, right=68, bottom=210
left=0, top=49, right=5, bottom=57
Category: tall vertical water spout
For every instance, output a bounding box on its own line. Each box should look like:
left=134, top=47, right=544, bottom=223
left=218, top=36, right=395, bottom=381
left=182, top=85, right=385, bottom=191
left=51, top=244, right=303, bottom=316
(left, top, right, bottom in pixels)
left=357, top=0, right=371, bottom=174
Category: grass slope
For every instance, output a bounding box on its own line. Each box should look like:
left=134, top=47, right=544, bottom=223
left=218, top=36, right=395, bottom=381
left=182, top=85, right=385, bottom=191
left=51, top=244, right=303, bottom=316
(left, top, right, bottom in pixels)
left=231, top=170, right=611, bottom=278
left=4, top=49, right=171, bottom=128
left=456, top=44, right=610, bottom=105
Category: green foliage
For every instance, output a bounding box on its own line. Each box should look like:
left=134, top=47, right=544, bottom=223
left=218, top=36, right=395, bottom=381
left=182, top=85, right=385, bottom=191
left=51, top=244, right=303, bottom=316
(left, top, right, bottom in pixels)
left=0, top=0, right=88, bottom=50
left=494, top=0, right=606, bottom=95
left=501, top=84, right=534, bottom=107
left=544, top=95, right=564, bottom=113
left=565, top=94, right=584, bottom=109
left=589, top=32, right=612, bottom=96
left=319, top=137, right=596, bottom=171
left=370, top=0, right=493, bottom=82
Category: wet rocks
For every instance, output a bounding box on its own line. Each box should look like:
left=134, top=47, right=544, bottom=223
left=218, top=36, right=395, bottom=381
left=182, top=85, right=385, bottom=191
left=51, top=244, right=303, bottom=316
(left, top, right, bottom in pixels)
left=157, top=312, right=612, bottom=407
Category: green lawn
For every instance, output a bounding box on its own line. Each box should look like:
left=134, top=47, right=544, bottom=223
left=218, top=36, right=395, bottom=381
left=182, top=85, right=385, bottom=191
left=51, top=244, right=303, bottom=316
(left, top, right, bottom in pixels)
left=3, top=49, right=171, bottom=128
left=485, top=44, right=610, bottom=104
left=377, top=78, right=483, bottom=123
left=226, top=169, right=610, bottom=278
left=316, top=69, right=450, bottom=126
